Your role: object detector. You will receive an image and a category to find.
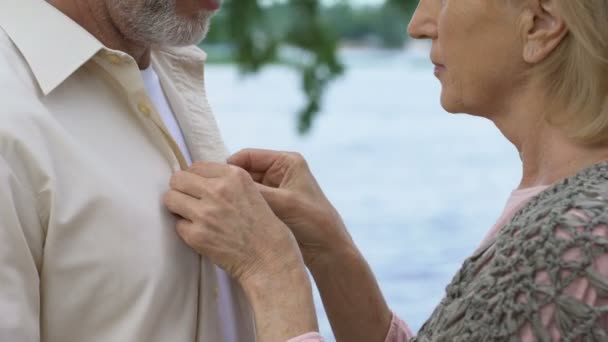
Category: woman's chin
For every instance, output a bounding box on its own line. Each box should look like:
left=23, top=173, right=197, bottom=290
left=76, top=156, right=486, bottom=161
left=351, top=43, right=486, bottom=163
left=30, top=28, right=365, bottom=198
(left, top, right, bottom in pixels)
left=439, top=94, right=462, bottom=114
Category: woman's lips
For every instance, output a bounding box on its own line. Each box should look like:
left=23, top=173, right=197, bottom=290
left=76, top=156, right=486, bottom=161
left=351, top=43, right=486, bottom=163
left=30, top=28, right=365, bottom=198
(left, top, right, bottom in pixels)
left=200, top=0, right=221, bottom=11
left=434, top=64, right=445, bottom=76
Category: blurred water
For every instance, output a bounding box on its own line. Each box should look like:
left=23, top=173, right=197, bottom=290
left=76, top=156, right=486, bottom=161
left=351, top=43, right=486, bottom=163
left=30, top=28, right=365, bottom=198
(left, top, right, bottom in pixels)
left=205, top=49, right=521, bottom=340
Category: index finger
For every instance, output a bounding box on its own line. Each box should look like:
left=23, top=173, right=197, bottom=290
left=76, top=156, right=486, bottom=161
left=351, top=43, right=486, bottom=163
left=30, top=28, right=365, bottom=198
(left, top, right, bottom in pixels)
left=228, top=148, right=285, bottom=174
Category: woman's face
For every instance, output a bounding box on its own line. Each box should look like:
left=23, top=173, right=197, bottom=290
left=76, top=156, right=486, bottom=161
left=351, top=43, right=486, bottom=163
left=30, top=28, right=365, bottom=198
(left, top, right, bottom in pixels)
left=408, top=0, right=527, bottom=118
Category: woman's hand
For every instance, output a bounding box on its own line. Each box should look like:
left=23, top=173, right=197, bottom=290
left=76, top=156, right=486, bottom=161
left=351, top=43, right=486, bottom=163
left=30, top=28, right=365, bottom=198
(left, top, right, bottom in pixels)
left=163, top=161, right=303, bottom=285
left=228, top=149, right=356, bottom=269
left=229, top=149, right=393, bottom=342
left=163, top=161, right=319, bottom=341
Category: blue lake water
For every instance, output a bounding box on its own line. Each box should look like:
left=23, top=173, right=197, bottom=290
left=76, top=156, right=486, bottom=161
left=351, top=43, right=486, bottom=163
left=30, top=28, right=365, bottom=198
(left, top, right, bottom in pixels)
left=205, top=48, right=522, bottom=340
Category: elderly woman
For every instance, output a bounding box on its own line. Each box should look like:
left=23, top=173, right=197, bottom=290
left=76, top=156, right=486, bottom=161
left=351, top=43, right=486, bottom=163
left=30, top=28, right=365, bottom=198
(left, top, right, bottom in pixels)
left=164, top=0, right=608, bottom=341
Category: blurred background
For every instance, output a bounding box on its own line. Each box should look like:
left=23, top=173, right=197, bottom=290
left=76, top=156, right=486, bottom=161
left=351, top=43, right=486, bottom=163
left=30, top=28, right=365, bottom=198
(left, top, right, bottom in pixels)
left=200, top=1, right=521, bottom=340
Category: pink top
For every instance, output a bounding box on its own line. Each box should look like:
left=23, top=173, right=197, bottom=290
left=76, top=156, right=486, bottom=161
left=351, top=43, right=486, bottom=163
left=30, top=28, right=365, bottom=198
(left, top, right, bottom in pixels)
left=288, top=186, right=608, bottom=342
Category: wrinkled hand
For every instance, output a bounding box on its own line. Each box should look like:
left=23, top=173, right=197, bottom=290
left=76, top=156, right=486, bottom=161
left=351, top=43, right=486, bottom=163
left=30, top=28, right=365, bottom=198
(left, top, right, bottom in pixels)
left=228, top=149, right=355, bottom=269
left=163, top=161, right=304, bottom=286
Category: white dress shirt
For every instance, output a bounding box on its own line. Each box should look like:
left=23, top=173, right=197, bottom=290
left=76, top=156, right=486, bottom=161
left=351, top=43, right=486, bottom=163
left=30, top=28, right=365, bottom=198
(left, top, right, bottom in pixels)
left=0, top=0, right=255, bottom=341
left=141, top=66, right=240, bottom=342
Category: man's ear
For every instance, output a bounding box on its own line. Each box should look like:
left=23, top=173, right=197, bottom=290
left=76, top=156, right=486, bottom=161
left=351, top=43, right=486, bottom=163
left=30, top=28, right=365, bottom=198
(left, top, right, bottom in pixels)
left=519, top=0, right=569, bottom=64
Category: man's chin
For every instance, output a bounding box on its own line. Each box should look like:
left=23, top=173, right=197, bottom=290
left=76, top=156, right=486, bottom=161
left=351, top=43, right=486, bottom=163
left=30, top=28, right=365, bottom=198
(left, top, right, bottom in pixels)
left=183, top=25, right=210, bottom=46
left=157, top=20, right=211, bottom=47
left=184, top=33, right=208, bottom=47
left=181, top=13, right=214, bottom=46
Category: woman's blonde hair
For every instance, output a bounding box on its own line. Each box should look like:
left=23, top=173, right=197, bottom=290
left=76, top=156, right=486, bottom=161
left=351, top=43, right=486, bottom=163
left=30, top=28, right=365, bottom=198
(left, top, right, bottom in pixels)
left=538, top=0, right=608, bottom=145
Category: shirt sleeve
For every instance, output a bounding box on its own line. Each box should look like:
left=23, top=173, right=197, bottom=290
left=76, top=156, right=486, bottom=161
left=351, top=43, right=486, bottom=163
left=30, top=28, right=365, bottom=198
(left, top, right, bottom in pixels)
left=384, top=314, right=415, bottom=342
left=286, top=332, right=325, bottom=342
left=286, top=313, right=415, bottom=342
left=0, top=155, right=43, bottom=342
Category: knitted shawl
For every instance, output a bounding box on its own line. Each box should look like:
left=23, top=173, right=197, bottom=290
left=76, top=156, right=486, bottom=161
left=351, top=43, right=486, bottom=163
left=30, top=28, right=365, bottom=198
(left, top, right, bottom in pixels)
left=415, top=162, right=608, bottom=341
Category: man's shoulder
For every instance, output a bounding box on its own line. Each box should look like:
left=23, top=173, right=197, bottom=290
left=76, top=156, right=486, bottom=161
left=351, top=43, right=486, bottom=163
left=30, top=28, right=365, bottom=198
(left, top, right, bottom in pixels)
left=0, top=27, right=49, bottom=144
left=0, top=26, right=42, bottom=100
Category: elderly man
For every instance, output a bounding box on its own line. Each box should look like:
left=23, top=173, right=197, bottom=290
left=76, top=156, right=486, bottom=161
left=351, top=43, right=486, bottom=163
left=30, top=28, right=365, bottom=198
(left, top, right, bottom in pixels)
left=0, top=0, right=255, bottom=341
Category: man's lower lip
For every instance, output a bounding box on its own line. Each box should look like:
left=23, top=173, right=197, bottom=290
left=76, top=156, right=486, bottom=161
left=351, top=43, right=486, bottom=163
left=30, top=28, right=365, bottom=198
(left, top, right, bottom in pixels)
left=201, top=0, right=221, bottom=10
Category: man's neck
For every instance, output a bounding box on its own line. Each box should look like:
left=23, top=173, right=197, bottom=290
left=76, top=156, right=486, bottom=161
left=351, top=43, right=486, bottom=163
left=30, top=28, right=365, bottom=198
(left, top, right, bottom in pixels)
left=493, top=86, right=608, bottom=189
left=47, top=0, right=151, bottom=69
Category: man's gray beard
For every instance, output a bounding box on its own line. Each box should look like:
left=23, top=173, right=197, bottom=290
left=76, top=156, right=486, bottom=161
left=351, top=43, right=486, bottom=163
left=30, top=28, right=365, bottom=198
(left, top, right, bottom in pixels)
left=110, top=0, right=214, bottom=47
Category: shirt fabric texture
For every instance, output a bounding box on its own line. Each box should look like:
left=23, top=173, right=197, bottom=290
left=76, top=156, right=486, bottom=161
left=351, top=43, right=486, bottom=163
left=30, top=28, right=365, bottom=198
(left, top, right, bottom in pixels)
left=140, top=66, right=240, bottom=342
left=0, top=0, right=255, bottom=341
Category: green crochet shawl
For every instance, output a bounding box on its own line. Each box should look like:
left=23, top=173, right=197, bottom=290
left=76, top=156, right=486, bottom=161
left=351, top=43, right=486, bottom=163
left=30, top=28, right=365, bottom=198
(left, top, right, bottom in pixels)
left=415, top=162, right=608, bottom=341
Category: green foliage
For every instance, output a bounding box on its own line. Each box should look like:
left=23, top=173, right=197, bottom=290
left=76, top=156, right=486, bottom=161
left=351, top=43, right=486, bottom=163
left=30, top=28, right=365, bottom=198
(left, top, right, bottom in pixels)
left=322, top=2, right=408, bottom=48
left=202, top=0, right=417, bottom=134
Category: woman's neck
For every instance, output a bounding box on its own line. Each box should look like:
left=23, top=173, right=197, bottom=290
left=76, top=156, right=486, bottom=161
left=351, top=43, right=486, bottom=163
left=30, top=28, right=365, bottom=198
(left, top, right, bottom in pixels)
left=492, top=87, right=608, bottom=189
left=517, top=129, right=608, bottom=188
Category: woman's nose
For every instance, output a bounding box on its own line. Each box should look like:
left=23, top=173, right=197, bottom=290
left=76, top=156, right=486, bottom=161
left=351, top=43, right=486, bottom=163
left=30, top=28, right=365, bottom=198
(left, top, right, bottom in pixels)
left=407, top=0, right=438, bottom=40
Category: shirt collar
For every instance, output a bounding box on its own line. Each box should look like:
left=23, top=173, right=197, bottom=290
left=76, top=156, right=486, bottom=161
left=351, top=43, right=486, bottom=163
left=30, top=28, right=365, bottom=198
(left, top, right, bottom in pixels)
left=0, top=0, right=103, bottom=95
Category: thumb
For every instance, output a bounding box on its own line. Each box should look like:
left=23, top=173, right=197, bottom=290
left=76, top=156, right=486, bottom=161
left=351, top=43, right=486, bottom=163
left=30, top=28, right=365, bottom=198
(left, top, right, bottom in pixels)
left=256, top=183, right=290, bottom=214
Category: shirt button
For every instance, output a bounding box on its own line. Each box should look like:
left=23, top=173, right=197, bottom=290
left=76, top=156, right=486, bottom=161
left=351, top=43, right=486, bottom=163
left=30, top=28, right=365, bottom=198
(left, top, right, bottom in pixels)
left=213, top=286, right=219, bottom=299
left=137, top=102, right=152, bottom=117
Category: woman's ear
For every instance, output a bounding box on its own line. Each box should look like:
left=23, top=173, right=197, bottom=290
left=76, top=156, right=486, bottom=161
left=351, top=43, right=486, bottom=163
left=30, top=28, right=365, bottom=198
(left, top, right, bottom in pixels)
left=519, top=0, right=569, bottom=64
